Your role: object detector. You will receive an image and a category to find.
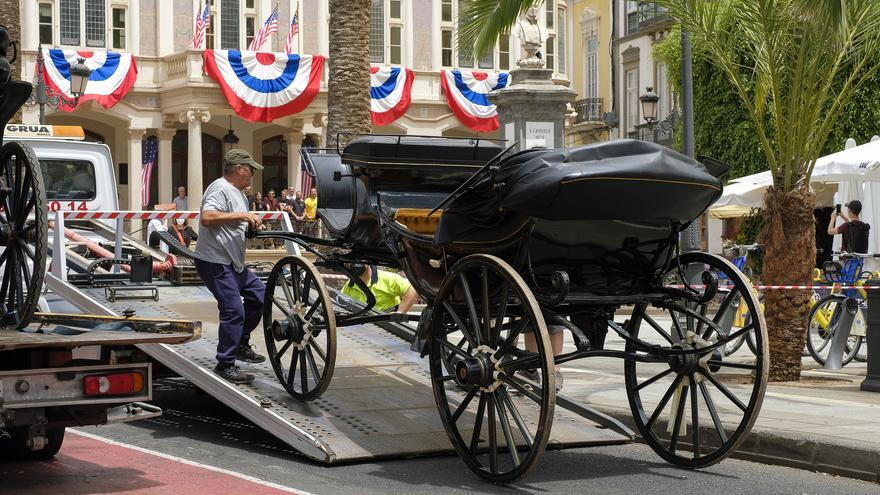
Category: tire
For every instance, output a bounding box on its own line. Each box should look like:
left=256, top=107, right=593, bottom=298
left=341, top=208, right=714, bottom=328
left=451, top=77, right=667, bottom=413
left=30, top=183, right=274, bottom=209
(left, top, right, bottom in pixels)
left=806, top=295, right=863, bottom=367
left=624, top=252, right=768, bottom=468
left=0, top=427, right=65, bottom=461
left=263, top=255, right=337, bottom=401
left=0, top=142, right=48, bottom=330
left=429, top=254, right=555, bottom=484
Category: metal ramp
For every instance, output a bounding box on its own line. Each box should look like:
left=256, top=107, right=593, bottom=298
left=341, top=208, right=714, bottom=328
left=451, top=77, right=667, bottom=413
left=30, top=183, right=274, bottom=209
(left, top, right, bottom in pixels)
left=47, top=278, right=632, bottom=463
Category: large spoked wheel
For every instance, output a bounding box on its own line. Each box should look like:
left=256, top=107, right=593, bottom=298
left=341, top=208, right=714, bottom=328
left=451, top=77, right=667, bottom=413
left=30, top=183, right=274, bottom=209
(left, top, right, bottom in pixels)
left=0, top=142, right=47, bottom=330
left=624, top=252, right=768, bottom=468
left=429, top=254, right=555, bottom=484
left=806, top=295, right=863, bottom=367
left=263, top=255, right=337, bottom=401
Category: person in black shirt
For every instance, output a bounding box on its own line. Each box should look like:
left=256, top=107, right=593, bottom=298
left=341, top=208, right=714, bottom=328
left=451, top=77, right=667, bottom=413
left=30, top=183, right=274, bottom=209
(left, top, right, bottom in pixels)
left=828, top=200, right=871, bottom=253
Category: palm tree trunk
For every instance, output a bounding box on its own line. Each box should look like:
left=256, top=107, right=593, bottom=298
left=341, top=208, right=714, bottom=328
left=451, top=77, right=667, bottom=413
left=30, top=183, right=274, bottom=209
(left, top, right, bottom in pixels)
left=327, top=0, right=372, bottom=150
left=760, top=185, right=816, bottom=381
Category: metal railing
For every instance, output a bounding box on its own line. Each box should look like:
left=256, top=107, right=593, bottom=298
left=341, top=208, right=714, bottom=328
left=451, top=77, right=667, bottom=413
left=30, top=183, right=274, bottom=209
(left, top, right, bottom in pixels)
left=572, top=98, right=605, bottom=124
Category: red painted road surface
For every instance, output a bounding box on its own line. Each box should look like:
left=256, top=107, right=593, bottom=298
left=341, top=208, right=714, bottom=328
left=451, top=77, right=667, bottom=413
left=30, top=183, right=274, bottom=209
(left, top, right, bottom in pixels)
left=1, top=431, right=305, bottom=495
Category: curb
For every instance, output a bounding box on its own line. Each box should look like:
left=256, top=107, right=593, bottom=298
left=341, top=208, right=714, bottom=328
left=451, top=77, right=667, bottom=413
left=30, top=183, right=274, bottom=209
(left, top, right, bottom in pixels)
left=584, top=404, right=880, bottom=483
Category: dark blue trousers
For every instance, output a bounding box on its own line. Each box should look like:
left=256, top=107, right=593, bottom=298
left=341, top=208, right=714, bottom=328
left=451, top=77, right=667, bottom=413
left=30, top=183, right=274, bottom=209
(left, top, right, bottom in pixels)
left=195, top=260, right=265, bottom=366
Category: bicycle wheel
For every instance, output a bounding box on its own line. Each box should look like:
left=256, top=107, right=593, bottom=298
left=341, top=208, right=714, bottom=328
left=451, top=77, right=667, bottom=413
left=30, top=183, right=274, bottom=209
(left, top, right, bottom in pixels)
left=806, top=295, right=862, bottom=367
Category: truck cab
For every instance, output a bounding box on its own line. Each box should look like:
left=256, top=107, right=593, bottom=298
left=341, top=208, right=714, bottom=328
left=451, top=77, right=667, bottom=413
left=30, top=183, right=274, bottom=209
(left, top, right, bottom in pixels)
left=4, top=124, right=119, bottom=212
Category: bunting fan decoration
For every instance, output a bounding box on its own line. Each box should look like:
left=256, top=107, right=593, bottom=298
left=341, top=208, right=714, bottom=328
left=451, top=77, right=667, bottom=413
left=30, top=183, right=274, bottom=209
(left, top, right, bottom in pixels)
left=39, top=48, right=138, bottom=111
left=203, top=50, right=324, bottom=123
left=440, top=69, right=509, bottom=132
left=370, top=66, right=413, bottom=126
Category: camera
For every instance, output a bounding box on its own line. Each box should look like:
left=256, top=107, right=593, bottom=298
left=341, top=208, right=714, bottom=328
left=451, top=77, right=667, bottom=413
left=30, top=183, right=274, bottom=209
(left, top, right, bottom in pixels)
left=836, top=204, right=841, bottom=214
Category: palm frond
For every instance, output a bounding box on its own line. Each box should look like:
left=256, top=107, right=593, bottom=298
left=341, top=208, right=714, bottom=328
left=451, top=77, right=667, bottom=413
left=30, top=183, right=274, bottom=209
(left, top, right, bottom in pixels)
left=457, top=0, right=540, bottom=61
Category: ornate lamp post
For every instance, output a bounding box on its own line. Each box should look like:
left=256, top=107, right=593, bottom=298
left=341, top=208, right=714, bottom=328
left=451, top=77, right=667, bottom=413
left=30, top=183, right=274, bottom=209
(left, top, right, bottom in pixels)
left=639, top=86, right=659, bottom=127
left=27, top=46, right=91, bottom=124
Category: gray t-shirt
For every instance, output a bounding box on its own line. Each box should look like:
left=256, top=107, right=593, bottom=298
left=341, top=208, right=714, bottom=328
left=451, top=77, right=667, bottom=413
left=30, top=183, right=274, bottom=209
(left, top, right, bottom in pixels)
left=174, top=196, right=188, bottom=211
left=194, top=178, right=249, bottom=272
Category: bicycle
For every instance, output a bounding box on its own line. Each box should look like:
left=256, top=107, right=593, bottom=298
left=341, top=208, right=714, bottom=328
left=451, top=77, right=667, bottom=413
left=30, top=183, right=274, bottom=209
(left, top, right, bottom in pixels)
left=805, top=251, right=875, bottom=367
left=717, top=243, right=763, bottom=356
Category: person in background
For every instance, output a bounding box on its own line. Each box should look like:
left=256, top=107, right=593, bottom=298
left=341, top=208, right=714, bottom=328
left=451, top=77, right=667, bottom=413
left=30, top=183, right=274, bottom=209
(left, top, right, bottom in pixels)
left=341, top=263, right=419, bottom=314
left=194, top=149, right=266, bottom=384
left=828, top=200, right=871, bottom=254
left=251, top=191, right=268, bottom=249
left=290, top=190, right=306, bottom=233
left=174, top=186, right=188, bottom=211
left=262, top=190, right=281, bottom=248
left=172, top=218, right=199, bottom=248
left=304, top=187, right=319, bottom=237
left=244, top=185, right=255, bottom=211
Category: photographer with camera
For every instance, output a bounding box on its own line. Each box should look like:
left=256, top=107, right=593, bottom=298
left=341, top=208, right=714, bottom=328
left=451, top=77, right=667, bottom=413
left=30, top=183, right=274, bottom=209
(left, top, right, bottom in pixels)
left=828, top=200, right=870, bottom=254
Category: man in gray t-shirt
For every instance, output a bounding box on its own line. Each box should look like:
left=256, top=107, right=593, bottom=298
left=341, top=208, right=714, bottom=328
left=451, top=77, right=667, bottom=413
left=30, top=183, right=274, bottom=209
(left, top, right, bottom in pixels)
left=173, top=186, right=188, bottom=211
left=193, top=149, right=267, bottom=384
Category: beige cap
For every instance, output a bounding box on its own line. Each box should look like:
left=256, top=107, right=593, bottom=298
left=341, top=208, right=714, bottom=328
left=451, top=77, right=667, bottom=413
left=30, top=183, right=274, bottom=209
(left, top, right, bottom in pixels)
left=225, top=148, right=264, bottom=170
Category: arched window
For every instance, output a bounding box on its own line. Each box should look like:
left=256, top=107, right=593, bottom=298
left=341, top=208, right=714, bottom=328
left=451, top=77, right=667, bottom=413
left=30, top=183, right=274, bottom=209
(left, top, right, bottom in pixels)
left=261, top=135, right=288, bottom=193
left=171, top=131, right=223, bottom=195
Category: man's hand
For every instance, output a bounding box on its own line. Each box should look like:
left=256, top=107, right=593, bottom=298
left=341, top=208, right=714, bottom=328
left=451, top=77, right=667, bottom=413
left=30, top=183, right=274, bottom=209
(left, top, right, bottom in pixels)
left=242, top=211, right=263, bottom=230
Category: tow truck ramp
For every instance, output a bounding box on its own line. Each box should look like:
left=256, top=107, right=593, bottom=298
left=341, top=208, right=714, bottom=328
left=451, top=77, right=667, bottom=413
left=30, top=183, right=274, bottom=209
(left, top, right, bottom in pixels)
left=47, top=274, right=632, bottom=464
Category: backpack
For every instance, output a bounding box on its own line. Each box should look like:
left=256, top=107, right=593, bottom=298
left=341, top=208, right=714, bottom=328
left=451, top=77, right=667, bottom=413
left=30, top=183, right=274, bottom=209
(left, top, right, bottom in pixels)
left=845, top=220, right=870, bottom=253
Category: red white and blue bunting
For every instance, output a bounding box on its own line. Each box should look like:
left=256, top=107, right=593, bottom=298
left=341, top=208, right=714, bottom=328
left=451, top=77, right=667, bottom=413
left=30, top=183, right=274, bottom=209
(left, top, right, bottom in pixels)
left=39, top=49, right=138, bottom=111
left=370, top=66, right=413, bottom=126
left=440, top=69, right=509, bottom=132
left=203, top=50, right=324, bottom=123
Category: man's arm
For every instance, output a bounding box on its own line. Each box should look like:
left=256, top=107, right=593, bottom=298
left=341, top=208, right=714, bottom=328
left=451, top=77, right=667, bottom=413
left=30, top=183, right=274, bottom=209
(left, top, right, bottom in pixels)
left=398, top=286, right=419, bottom=314
left=828, top=210, right=839, bottom=236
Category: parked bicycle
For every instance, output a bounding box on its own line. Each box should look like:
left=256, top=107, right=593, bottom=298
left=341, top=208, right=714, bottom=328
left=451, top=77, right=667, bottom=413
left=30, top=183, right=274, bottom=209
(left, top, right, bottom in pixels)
left=718, top=243, right=762, bottom=356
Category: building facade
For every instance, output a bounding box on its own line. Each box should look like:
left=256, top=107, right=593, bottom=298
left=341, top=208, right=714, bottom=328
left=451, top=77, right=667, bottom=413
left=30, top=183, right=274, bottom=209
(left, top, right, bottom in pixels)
left=18, top=0, right=572, bottom=210
left=567, top=0, right=612, bottom=146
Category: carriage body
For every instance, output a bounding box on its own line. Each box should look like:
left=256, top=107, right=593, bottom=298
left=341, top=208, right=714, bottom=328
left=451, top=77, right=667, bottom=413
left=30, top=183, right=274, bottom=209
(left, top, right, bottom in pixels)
left=272, top=136, right=766, bottom=483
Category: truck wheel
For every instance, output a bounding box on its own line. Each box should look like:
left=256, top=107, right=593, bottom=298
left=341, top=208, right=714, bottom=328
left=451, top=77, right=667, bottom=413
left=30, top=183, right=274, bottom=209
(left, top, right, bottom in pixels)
left=0, top=427, right=65, bottom=461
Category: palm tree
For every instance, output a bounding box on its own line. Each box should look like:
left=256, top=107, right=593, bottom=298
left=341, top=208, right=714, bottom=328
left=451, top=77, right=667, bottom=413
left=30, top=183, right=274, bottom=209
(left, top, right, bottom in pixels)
left=655, top=0, right=880, bottom=381
left=327, top=0, right=372, bottom=149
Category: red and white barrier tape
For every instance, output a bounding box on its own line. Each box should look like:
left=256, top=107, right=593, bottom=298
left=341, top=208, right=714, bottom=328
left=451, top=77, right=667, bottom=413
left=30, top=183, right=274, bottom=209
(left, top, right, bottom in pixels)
left=669, top=284, right=880, bottom=290
left=59, top=210, right=287, bottom=220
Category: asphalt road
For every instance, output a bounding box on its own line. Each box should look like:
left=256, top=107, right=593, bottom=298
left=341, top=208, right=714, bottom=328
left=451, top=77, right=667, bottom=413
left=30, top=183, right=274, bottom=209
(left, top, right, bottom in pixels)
left=67, top=377, right=879, bottom=495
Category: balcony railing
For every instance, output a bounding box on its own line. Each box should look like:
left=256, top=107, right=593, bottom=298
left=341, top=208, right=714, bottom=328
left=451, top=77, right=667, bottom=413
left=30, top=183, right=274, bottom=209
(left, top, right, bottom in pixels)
left=572, top=98, right=604, bottom=125
left=627, top=122, right=674, bottom=148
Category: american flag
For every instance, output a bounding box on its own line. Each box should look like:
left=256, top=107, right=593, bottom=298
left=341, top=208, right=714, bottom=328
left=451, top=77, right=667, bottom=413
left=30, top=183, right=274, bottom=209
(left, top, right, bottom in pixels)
left=285, top=4, right=300, bottom=54
left=248, top=4, right=279, bottom=52
left=192, top=2, right=211, bottom=49
left=300, top=165, right=313, bottom=197
left=141, top=137, right=158, bottom=207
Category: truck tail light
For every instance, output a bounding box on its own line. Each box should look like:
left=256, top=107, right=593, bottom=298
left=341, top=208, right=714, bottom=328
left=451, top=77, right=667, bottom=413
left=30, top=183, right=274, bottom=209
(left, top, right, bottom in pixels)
left=83, top=372, right=145, bottom=397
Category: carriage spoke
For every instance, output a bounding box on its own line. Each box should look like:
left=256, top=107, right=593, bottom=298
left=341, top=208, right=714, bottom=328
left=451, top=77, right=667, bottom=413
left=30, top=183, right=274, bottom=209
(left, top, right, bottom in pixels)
left=690, top=375, right=701, bottom=458
left=641, top=312, right=676, bottom=345
left=493, top=317, right=529, bottom=359
left=458, top=273, right=482, bottom=346
left=450, top=386, right=478, bottom=424
left=287, top=348, right=299, bottom=388
left=305, top=347, right=321, bottom=384
left=442, top=300, right=478, bottom=349
left=307, top=336, right=327, bottom=362
left=707, top=360, right=756, bottom=371
left=646, top=374, right=682, bottom=430
left=668, top=308, right=686, bottom=341
left=304, top=298, right=323, bottom=320
left=272, top=297, right=293, bottom=318
left=699, top=381, right=728, bottom=443
left=481, top=267, right=490, bottom=346
left=436, top=337, right=471, bottom=360
left=468, top=394, right=487, bottom=455
left=14, top=165, right=31, bottom=215
left=698, top=370, right=748, bottom=412
left=711, top=289, right=737, bottom=328
left=668, top=382, right=688, bottom=453
left=275, top=339, right=293, bottom=361
left=300, top=348, right=309, bottom=392
left=288, top=265, right=302, bottom=300
left=498, top=388, right=533, bottom=448
left=302, top=271, right=312, bottom=302
left=487, top=393, right=498, bottom=473
left=492, top=285, right=510, bottom=348
left=634, top=368, right=674, bottom=392
left=494, top=391, right=520, bottom=467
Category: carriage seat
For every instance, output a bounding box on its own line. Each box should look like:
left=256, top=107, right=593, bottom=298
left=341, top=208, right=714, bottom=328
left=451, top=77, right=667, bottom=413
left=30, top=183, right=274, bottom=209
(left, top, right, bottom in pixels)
left=393, top=208, right=443, bottom=235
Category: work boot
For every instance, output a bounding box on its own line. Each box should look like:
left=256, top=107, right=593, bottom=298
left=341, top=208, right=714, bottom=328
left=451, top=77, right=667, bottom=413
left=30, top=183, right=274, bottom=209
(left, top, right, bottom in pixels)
left=213, top=363, right=254, bottom=384
left=235, top=344, right=266, bottom=363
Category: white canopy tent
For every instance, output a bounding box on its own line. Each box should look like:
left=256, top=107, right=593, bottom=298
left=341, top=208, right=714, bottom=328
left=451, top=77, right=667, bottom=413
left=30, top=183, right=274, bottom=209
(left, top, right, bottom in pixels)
left=709, top=139, right=880, bottom=252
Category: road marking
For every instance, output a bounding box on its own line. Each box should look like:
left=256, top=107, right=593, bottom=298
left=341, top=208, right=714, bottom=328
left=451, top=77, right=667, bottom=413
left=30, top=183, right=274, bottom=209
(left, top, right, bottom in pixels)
left=70, top=429, right=314, bottom=495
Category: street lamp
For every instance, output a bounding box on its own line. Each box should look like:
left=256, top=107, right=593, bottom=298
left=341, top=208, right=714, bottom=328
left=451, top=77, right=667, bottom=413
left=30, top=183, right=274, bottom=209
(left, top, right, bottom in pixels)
left=27, top=46, right=92, bottom=124
left=222, top=115, right=239, bottom=146
left=639, top=86, right=659, bottom=126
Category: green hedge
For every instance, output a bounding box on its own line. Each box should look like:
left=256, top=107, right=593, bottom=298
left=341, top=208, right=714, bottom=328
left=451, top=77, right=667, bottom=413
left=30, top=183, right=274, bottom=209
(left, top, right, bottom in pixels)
left=654, top=26, right=880, bottom=180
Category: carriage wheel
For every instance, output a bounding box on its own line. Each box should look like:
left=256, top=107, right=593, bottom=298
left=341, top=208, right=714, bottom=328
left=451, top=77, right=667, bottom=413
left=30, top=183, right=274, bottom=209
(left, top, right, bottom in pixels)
left=263, top=255, right=336, bottom=401
left=429, top=254, right=555, bottom=484
left=624, top=252, right=768, bottom=468
left=0, top=142, right=47, bottom=330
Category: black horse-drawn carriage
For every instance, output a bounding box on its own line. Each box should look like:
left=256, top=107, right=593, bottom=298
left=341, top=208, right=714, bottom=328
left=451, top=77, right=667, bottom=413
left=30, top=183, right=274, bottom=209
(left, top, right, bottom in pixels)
left=257, top=135, right=768, bottom=483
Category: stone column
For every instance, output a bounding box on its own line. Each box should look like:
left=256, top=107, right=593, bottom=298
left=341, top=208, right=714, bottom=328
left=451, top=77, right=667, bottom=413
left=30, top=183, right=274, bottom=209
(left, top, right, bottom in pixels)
left=286, top=120, right=304, bottom=192
left=128, top=128, right=147, bottom=210
left=156, top=128, right=177, bottom=205
left=179, top=109, right=211, bottom=209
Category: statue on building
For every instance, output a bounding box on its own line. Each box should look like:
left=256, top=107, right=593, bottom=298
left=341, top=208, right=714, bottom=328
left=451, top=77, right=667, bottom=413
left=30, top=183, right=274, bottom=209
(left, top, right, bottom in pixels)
left=514, top=6, right=546, bottom=68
